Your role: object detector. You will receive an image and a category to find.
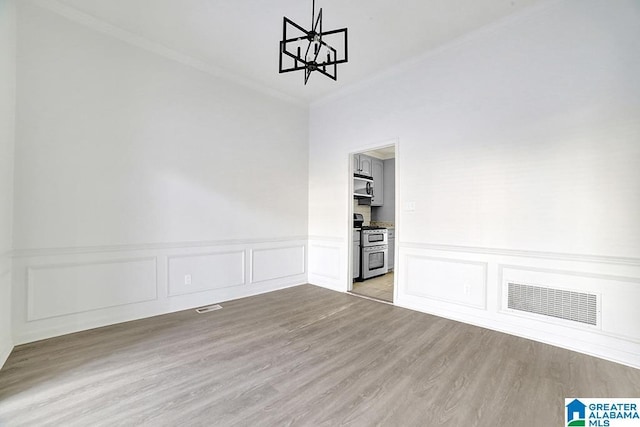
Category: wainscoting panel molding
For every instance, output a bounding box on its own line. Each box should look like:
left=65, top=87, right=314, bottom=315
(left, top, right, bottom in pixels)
left=309, top=246, right=341, bottom=281
left=499, top=265, right=640, bottom=342
left=27, top=257, right=158, bottom=321
left=168, top=251, right=245, bottom=296
left=395, top=243, right=640, bottom=369
left=250, top=246, right=305, bottom=284
left=12, top=238, right=308, bottom=344
left=308, top=238, right=346, bottom=292
left=404, top=255, right=487, bottom=309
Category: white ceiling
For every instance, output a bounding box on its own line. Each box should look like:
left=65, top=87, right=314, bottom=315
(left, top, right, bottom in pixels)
left=366, top=146, right=396, bottom=160
left=54, top=0, right=546, bottom=104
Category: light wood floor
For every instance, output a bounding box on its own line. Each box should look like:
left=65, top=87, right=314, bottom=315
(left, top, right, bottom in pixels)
left=351, top=271, right=394, bottom=302
left=1, top=284, right=639, bottom=426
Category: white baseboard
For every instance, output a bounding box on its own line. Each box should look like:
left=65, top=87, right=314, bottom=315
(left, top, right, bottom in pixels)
left=0, top=341, right=12, bottom=370
left=308, top=238, right=347, bottom=293
left=12, top=238, right=308, bottom=345
left=308, top=274, right=346, bottom=293
left=14, top=278, right=306, bottom=345
left=306, top=238, right=640, bottom=369
left=395, top=243, right=640, bottom=369
left=396, top=297, right=640, bottom=369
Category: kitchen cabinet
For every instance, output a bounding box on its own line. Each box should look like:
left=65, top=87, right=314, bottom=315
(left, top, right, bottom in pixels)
left=371, top=158, right=384, bottom=206
left=354, top=154, right=373, bottom=177
left=387, top=228, right=395, bottom=271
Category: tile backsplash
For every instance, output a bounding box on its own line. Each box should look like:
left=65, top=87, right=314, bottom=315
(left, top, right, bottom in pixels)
left=353, top=200, right=371, bottom=226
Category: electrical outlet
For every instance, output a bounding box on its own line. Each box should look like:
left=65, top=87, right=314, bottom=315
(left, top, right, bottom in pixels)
left=463, top=283, right=471, bottom=295
left=184, top=274, right=192, bottom=285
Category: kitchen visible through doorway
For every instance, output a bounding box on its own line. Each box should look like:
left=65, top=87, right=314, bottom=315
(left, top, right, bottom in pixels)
left=351, top=271, right=393, bottom=302
left=350, top=143, right=396, bottom=303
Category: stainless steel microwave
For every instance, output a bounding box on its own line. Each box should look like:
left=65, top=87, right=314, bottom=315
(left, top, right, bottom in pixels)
left=354, top=175, right=374, bottom=201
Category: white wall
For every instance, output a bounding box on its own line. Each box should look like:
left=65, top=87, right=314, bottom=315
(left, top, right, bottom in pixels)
left=0, top=0, right=16, bottom=369
left=308, top=0, right=640, bottom=367
left=12, top=1, right=309, bottom=343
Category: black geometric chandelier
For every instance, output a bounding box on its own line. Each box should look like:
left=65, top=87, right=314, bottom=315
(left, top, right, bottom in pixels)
left=279, top=0, right=348, bottom=85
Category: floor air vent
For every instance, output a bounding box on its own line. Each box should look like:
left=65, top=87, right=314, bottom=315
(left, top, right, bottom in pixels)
left=196, top=304, right=222, bottom=314
left=507, top=282, right=597, bottom=326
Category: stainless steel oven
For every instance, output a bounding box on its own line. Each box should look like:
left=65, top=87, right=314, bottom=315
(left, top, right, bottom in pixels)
left=361, top=228, right=388, bottom=280
left=361, top=228, right=388, bottom=246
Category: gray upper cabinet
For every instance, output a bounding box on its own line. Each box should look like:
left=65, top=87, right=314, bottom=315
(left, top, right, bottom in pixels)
left=371, top=158, right=384, bottom=206
left=354, top=154, right=373, bottom=178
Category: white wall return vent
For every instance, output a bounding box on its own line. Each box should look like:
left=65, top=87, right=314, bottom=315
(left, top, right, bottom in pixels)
left=507, top=282, right=598, bottom=326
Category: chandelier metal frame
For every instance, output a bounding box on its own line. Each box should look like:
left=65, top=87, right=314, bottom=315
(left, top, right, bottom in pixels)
left=279, top=0, right=348, bottom=84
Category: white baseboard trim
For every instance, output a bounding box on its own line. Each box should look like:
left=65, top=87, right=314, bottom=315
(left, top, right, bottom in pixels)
left=0, top=341, right=13, bottom=370
left=308, top=274, right=346, bottom=293
left=12, top=237, right=308, bottom=345
left=308, top=238, right=346, bottom=293
left=14, top=279, right=306, bottom=345
left=396, top=297, right=640, bottom=370
left=395, top=243, right=640, bottom=369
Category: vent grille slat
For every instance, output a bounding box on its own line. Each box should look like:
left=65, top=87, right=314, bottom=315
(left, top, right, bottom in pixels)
left=196, top=304, right=222, bottom=314
left=507, top=282, right=597, bottom=326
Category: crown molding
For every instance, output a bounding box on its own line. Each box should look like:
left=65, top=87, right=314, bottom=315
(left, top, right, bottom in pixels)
left=28, top=0, right=307, bottom=107
left=311, top=0, right=564, bottom=109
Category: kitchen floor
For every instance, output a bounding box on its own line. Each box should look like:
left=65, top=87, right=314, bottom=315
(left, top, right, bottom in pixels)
left=351, top=271, right=394, bottom=302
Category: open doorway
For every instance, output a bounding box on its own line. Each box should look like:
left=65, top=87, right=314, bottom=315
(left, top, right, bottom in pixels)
left=349, top=143, right=396, bottom=303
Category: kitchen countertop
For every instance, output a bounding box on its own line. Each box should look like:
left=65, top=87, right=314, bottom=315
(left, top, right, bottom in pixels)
left=370, top=221, right=395, bottom=228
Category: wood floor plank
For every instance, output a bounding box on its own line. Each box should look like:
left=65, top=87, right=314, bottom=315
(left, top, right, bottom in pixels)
left=1, top=284, right=639, bottom=426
